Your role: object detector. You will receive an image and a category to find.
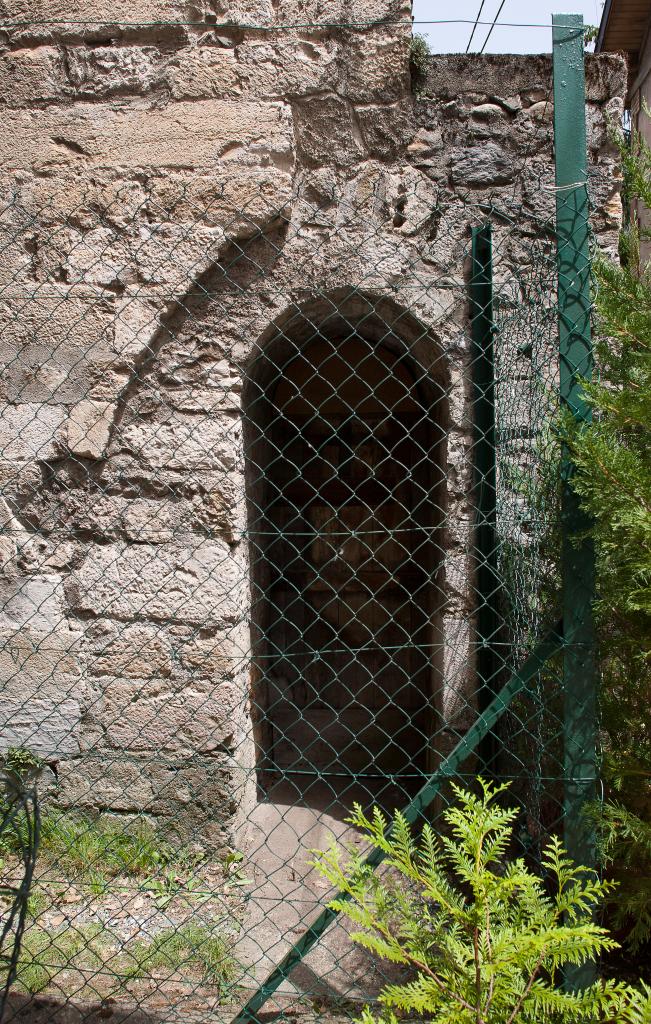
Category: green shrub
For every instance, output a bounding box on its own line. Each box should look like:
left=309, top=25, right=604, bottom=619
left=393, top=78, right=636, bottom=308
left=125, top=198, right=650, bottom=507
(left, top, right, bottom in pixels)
left=313, top=779, right=649, bottom=1024
left=588, top=801, right=651, bottom=954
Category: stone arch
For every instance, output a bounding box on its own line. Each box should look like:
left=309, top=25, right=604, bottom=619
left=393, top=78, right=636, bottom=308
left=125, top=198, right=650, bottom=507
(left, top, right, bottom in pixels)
left=242, top=289, right=450, bottom=807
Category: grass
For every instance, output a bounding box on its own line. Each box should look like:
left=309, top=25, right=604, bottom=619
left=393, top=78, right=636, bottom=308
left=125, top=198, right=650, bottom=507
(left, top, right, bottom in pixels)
left=2, top=760, right=239, bottom=1003
left=2, top=806, right=179, bottom=887
left=120, top=923, right=241, bottom=998
left=5, top=920, right=240, bottom=1001
left=42, top=812, right=175, bottom=878
left=11, top=922, right=107, bottom=995
left=3, top=804, right=212, bottom=903
left=25, top=884, right=50, bottom=919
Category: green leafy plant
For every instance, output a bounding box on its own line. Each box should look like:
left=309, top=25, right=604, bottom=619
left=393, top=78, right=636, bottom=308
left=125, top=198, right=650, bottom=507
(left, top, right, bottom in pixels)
left=0, top=747, right=44, bottom=784
left=583, top=24, right=599, bottom=47
left=313, top=779, right=647, bottom=1024
left=223, top=849, right=253, bottom=889
left=0, top=746, right=44, bottom=857
left=142, top=863, right=211, bottom=909
left=24, top=884, right=49, bottom=920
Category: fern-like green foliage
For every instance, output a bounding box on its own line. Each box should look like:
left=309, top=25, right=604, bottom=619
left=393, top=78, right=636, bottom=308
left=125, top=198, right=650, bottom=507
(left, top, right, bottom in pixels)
left=313, top=780, right=650, bottom=1024
left=587, top=801, right=651, bottom=955
left=564, top=124, right=651, bottom=955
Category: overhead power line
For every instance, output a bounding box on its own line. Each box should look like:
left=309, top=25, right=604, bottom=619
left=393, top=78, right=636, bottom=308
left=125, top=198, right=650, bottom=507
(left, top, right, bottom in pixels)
left=466, top=1, right=488, bottom=52
left=479, top=0, right=508, bottom=53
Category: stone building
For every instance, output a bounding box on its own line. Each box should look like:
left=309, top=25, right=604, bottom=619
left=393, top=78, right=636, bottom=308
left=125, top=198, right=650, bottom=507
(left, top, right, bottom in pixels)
left=597, top=0, right=651, bottom=264
left=0, top=1, right=625, bottom=852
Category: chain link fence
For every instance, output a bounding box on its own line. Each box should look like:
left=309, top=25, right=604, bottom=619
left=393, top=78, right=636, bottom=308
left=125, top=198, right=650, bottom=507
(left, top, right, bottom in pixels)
left=0, top=14, right=623, bottom=1024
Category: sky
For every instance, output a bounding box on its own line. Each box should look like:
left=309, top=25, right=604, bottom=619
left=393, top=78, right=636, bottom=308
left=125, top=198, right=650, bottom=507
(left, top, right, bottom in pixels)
left=411, top=0, right=606, bottom=54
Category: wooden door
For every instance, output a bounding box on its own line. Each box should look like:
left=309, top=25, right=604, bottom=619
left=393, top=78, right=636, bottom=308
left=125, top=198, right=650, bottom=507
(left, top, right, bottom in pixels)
left=259, top=338, right=433, bottom=786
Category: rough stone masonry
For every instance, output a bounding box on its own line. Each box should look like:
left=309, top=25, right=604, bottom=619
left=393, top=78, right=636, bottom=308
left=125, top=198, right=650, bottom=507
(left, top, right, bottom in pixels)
left=0, top=0, right=626, bottom=851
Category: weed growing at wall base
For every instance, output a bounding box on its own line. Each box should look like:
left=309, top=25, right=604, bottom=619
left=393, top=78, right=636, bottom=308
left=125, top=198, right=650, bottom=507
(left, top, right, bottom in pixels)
left=37, top=811, right=179, bottom=890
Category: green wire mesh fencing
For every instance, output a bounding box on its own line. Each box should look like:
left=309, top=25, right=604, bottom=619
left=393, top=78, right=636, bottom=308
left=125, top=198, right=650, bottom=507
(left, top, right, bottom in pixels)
left=0, top=179, right=570, bottom=1022
left=0, top=13, right=622, bottom=1024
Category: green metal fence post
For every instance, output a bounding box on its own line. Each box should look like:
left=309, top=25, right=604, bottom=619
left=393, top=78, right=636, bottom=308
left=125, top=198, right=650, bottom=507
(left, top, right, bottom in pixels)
left=470, top=225, right=500, bottom=770
left=552, top=12, right=598, bottom=986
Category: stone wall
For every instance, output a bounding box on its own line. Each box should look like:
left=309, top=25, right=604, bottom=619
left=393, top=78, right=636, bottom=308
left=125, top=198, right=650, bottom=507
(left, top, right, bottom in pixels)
left=0, top=0, right=626, bottom=850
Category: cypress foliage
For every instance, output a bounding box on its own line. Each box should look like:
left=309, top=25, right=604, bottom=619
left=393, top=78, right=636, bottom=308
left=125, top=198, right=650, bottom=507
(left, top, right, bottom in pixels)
left=313, top=781, right=650, bottom=1024
left=567, top=126, right=651, bottom=957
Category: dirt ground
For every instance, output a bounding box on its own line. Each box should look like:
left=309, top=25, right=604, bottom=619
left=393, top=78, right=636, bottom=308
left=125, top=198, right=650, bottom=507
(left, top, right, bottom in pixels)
left=1, top=789, right=401, bottom=1024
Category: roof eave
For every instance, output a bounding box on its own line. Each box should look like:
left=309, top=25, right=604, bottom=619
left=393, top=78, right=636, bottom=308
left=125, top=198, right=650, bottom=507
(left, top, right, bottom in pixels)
left=595, top=0, right=614, bottom=53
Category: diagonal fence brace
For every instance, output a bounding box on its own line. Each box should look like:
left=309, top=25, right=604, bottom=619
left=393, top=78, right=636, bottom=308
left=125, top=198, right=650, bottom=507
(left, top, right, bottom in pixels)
left=232, top=624, right=564, bottom=1024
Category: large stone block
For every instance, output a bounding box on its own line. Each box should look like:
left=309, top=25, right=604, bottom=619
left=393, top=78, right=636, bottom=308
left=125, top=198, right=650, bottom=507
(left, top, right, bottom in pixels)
left=169, top=47, right=241, bottom=99
left=60, top=488, right=241, bottom=545
left=1, top=173, right=149, bottom=231
left=0, top=573, right=68, bottom=632
left=0, top=46, right=61, bottom=105
left=421, top=53, right=626, bottom=110
left=81, top=619, right=249, bottom=681
left=293, top=95, right=364, bottom=167
left=64, top=46, right=165, bottom=98
left=67, top=539, right=247, bottom=626
left=585, top=54, right=628, bottom=103
left=357, top=103, right=412, bottom=160
left=119, top=496, right=196, bottom=543
left=65, top=399, right=116, bottom=458
left=341, top=32, right=410, bottom=104
left=449, top=142, right=514, bottom=187
left=113, top=295, right=165, bottom=367
left=177, top=628, right=249, bottom=677
left=82, top=619, right=173, bottom=678
left=439, top=615, right=477, bottom=728
left=101, top=678, right=241, bottom=754
left=0, top=219, right=34, bottom=286
left=45, top=222, right=226, bottom=292
left=0, top=100, right=293, bottom=171
left=0, top=0, right=194, bottom=21
left=0, top=627, right=80, bottom=758
left=56, top=753, right=248, bottom=847
left=0, top=287, right=116, bottom=404
left=0, top=403, right=65, bottom=462
left=236, top=38, right=338, bottom=99
left=117, top=411, right=242, bottom=471
left=146, top=167, right=292, bottom=227
left=274, top=0, right=410, bottom=19
left=423, top=54, right=552, bottom=100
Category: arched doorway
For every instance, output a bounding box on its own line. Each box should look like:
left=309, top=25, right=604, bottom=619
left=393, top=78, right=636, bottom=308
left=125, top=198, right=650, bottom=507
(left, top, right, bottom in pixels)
left=245, top=298, right=446, bottom=805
